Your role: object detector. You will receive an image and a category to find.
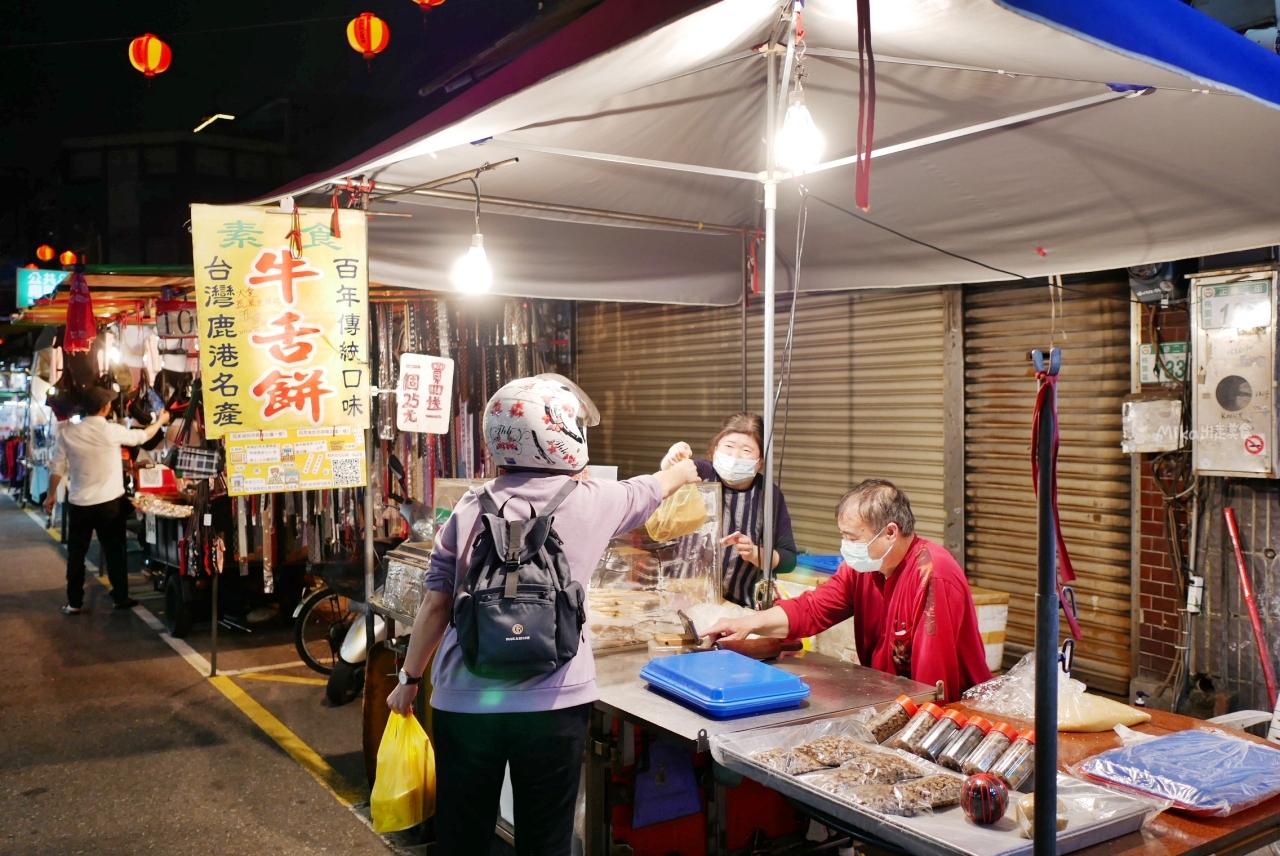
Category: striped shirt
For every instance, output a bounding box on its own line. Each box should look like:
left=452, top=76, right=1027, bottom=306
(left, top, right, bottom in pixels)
left=694, top=460, right=797, bottom=607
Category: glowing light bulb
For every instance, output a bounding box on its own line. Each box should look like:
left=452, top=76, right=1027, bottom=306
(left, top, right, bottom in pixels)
left=777, top=87, right=823, bottom=174
left=452, top=233, right=492, bottom=293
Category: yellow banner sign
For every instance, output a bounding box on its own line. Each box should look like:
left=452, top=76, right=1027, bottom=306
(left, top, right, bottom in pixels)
left=224, top=427, right=366, bottom=495
left=191, top=204, right=370, bottom=440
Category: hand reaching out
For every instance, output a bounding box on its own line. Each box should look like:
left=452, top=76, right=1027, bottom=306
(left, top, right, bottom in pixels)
left=661, top=442, right=693, bottom=470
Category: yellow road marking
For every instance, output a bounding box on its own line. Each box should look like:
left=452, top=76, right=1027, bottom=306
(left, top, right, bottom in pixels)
left=18, top=502, right=368, bottom=813
left=208, top=675, right=365, bottom=806
left=239, top=673, right=329, bottom=687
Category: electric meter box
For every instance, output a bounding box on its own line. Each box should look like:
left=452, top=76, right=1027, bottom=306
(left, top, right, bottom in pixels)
left=1122, top=392, right=1183, bottom=454
left=1190, top=266, right=1278, bottom=478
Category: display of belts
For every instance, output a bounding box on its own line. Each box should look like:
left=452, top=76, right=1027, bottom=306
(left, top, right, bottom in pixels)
left=589, top=481, right=723, bottom=653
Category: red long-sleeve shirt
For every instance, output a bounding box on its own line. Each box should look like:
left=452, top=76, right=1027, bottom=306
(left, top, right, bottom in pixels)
left=777, top=537, right=992, bottom=703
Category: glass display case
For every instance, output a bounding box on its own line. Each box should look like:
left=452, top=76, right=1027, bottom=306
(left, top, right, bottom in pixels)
left=589, top=482, right=723, bottom=653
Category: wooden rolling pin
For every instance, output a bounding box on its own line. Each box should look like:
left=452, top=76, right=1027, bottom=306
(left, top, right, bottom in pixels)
left=714, top=638, right=804, bottom=661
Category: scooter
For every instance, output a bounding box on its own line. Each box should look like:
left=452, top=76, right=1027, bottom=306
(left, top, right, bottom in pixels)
left=324, top=454, right=430, bottom=706
left=325, top=602, right=387, bottom=706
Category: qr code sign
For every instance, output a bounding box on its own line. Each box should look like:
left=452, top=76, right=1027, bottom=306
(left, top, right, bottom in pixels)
left=331, top=457, right=363, bottom=487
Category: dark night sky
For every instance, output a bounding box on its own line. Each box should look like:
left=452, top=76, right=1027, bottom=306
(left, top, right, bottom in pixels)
left=1, top=0, right=549, bottom=180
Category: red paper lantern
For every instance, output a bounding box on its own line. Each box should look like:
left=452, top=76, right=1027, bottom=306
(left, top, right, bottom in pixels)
left=961, top=773, right=1009, bottom=825
left=128, top=33, right=172, bottom=78
left=59, top=250, right=78, bottom=266
left=410, top=0, right=445, bottom=9
left=36, top=244, right=55, bottom=262
left=347, top=13, right=390, bottom=61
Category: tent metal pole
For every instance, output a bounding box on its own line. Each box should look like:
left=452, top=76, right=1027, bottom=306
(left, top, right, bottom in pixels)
left=369, top=158, right=520, bottom=202
left=1033, top=352, right=1060, bottom=856
left=375, top=184, right=745, bottom=235
left=759, top=4, right=796, bottom=611
left=483, top=138, right=759, bottom=182
left=364, top=430, right=377, bottom=665
left=802, top=90, right=1136, bottom=177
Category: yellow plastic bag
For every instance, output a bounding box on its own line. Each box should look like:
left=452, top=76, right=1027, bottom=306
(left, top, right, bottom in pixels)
left=371, top=712, right=436, bottom=833
left=645, top=483, right=707, bottom=542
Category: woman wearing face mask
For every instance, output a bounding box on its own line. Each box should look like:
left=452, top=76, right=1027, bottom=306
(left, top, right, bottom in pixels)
left=699, top=478, right=991, bottom=703
left=660, top=412, right=797, bottom=607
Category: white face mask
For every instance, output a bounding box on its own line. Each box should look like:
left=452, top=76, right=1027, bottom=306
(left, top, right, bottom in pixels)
left=712, top=452, right=759, bottom=484
left=840, top=525, right=891, bottom=573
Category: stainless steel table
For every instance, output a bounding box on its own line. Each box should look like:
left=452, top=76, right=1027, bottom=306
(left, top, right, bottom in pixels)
left=585, top=648, right=937, bottom=856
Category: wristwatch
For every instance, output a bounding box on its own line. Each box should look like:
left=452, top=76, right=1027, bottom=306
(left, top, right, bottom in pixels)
left=398, top=669, right=423, bottom=686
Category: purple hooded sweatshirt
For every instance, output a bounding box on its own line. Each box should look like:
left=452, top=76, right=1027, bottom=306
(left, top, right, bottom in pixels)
left=425, top=471, right=663, bottom=713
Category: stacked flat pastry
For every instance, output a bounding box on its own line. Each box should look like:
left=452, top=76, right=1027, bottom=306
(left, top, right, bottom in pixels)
left=750, top=735, right=963, bottom=816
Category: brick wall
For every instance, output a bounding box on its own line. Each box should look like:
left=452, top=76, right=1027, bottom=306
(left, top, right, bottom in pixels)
left=1135, top=306, right=1191, bottom=684
left=1137, top=458, right=1184, bottom=679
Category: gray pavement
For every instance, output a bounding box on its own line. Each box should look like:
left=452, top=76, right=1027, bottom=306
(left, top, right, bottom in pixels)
left=0, top=494, right=391, bottom=856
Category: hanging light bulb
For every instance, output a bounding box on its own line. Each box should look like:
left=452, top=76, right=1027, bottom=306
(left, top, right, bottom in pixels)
left=452, top=233, right=492, bottom=293
left=452, top=176, right=492, bottom=293
left=777, top=83, right=823, bottom=174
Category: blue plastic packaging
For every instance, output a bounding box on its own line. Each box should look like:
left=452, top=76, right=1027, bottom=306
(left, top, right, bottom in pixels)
left=796, top=554, right=842, bottom=574
left=1077, top=729, right=1280, bottom=817
left=639, top=650, right=811, bottom=717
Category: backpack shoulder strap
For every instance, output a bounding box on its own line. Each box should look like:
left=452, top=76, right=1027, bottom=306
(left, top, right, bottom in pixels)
left=539, top=478, right=578, bottom=519
left=471, top=484, right=502, bottom=517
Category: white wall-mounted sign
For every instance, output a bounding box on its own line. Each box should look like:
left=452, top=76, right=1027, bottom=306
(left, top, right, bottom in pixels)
left=396, top=354, right=454, bottom=434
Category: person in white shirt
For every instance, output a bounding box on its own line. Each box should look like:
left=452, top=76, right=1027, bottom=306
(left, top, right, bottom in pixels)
left=45, top=387, right=169, bottom=615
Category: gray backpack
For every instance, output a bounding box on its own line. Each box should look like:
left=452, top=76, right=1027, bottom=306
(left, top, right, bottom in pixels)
left=452, top=479, right=585, bottom=679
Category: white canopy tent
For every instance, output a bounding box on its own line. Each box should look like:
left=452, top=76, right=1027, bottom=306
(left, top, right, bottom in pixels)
left=273, top=0, right=1280, bottom=306
left=265, top=1, right=1280, bottom=847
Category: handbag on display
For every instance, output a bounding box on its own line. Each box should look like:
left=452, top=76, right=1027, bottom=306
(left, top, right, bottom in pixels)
left=46, top=371, right=81, bottom=421
left=165, top=381, right=220, bottom=480
left=47, top=348, right=97, bottom=420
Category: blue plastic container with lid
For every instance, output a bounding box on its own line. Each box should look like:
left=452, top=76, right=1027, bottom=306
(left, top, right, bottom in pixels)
left=796, top=554, right=842, bottom=574
left=639, top=650, right=811, bottom=718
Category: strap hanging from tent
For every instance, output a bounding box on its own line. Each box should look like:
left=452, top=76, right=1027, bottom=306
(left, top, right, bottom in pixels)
left=1030, top=350, right=1083, bottom=640
left=329, top=177, right=377, bottom=238
left=287, top=206, right=303, bottom=259
left=743, top=228, right=764, bottom=296
left=854, top=0, right=876, bottom=211
left=64, top=261, right=96, bottom=355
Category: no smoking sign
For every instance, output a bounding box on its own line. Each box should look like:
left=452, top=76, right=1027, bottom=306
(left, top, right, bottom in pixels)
left=1245, top=434, right=1266, bottom=456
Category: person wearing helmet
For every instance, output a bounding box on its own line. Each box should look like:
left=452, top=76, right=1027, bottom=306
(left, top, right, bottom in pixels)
left=387, top=375, right=699, bottom=856
left=659, top=412, right=797, bottom=607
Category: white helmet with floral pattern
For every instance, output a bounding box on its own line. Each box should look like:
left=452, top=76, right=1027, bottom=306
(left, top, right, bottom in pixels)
left=483, top=374, right=598, bottom=472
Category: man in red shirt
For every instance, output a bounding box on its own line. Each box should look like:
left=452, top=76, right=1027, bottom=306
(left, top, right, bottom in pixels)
left=702, top=479, right=992, bottom=703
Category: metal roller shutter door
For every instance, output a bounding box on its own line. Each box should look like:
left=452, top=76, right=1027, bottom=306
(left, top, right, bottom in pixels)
left=963, top=279, right=1132, bottom=696
left=576, top=301, right=742, bottom=481
left=577, top=288, right=947, bottom=555
left=745, top=288, right=947, bottom=551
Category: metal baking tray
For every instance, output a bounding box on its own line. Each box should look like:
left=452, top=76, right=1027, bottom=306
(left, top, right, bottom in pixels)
left=712, top=716, right=1149, bottom=856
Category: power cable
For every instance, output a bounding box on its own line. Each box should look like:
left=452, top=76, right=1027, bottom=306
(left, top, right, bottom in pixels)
left=808, top=193, right=1167, bottom=308
left=774, top=186, right=808, bottom=493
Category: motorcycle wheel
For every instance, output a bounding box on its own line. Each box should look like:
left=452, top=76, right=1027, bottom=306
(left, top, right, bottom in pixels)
left=326, top=657, right=365, bottom=706
left=293, top=587, right=352, bottom=675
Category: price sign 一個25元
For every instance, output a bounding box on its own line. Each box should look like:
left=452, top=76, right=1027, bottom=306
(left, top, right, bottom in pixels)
left=190, top=204, right=370, bottom=493
left=396, top=354, right=454, bottom=434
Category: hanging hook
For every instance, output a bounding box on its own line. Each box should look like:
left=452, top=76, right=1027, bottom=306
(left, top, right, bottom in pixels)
left=467, top=175, right=482, bottom=234
left=1059, top=638, right=1075, bottom=676
left=1030, top=347, right=1062, bottom=377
